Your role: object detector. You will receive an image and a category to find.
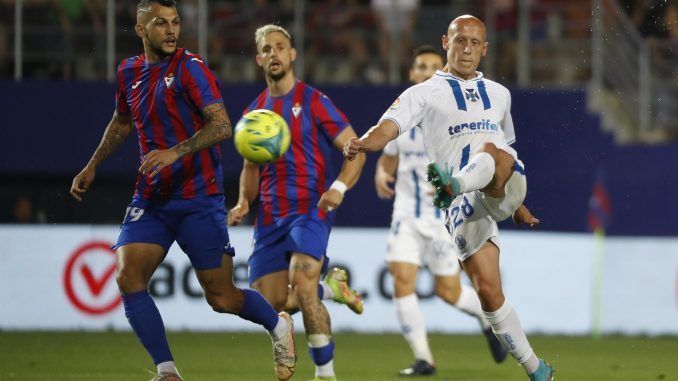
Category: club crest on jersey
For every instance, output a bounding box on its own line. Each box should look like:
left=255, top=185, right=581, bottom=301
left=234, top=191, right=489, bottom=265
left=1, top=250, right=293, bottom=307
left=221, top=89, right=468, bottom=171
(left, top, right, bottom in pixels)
left=389, top=97, right=401, bottom=110
left=292, top=103, right=302, bottom=118
left=455, top=235, right=467, bottom=250
left=164, top=73, right=175, bottom=89
left=464, top=88, right=479, bottom=102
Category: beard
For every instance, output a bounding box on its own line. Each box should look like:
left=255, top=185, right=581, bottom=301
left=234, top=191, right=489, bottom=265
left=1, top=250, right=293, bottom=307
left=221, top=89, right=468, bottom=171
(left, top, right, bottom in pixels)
left=148, top=39, right=176, bottom=58
left=266, top=62, right=289, bottom=81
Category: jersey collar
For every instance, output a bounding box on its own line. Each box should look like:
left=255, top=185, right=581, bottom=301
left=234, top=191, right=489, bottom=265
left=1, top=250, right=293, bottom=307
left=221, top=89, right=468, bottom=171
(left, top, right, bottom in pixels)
left=434, top=70, right=484, bottom=82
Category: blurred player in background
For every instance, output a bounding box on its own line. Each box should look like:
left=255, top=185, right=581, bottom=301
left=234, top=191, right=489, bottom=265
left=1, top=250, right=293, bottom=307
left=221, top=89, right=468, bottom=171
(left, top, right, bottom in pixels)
left=228, top=24, right=366, bottom=381
left=345, top=15, right=554, bottom=381
left=70, top=2, right=296, bottom=380
left=374, top=45, right=508, bottom=376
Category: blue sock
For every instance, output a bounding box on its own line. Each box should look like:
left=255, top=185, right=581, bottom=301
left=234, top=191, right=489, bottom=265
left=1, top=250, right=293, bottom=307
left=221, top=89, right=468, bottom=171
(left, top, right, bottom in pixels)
left=309, top=341, right=335, bottom=366
left=238, top=288, right=279, bottom=331
left=121, top=290, right=173, bottom=365
left=317, top=283, right=325, bottom=299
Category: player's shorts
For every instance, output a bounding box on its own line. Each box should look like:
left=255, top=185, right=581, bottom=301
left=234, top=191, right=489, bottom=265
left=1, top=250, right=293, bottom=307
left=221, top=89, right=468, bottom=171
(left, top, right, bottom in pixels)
left=113, top=195, right=235, bottom=270
left=248, top=211, right=331, bottom=284
left=386, top=218, right=461, bottom=276
left=446, top=160, right=527, bottom=261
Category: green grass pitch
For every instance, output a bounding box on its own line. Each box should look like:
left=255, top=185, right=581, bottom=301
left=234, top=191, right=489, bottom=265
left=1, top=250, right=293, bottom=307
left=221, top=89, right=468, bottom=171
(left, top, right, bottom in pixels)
left=1, top=332, right=676, bottom=380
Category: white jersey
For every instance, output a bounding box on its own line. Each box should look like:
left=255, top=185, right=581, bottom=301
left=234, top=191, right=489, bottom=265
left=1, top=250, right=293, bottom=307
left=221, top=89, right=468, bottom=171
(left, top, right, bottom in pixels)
left=379, top=71, right=517, bottom=176
left=383, top=129, right=443, bottom=222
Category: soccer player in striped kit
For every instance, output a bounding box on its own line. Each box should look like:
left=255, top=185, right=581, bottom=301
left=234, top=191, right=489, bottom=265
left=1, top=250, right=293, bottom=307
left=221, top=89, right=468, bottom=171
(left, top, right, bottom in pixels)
left=70, top=2, right=295, bottom=380
left=228, top=24, right=366, bottom=381
left=345, top=15, right=554, bottom=381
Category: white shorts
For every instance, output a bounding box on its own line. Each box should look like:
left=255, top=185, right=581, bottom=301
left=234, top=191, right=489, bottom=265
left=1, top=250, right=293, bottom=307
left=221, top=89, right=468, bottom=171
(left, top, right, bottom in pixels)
left=386, top=218, right=461, bottom=276
left=446, top=161, right=527, bottom=262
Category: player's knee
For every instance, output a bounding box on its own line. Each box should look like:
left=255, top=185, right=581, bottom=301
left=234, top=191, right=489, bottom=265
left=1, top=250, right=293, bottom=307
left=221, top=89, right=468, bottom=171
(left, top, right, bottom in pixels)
left=115, top=266, right=146, bottom=293
left=290, top=280, right=318, bottom=308
left=435, top=281, right=461, bottom=304
left=474, top=281, right=503, bottom=309
left=479, top=142, right=499, bottom=157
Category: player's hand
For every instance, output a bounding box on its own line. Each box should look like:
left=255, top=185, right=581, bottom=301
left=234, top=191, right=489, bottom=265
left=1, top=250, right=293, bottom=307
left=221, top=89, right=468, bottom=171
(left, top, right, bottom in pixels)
left=139, top=149, right=180, bottom=178
left=375, top=171, right=395, bottom=199
left=70, top=165, right=96, bottom=202
left=228, top=203, right=249, bottom=226
left=512, top=204, right=540, bottom=228
left=343, top=137, right=362, bottom=161
left=318, top=189, right=344, bottom=212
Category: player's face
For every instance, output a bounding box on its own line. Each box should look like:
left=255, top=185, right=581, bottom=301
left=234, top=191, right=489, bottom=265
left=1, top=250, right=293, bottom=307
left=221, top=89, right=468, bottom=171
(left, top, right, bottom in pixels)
left=442, top=19, right=487, bottom=79
left=409, top=53, right=444, bottom=84
left=136, top=4, right=180, bottom=58
left=256, top=32, right=297, bottom=81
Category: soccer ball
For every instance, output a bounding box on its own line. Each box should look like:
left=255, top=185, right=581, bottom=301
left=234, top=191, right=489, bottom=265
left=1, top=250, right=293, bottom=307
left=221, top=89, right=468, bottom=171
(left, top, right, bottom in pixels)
left=234, top=109, right=291, bottom=164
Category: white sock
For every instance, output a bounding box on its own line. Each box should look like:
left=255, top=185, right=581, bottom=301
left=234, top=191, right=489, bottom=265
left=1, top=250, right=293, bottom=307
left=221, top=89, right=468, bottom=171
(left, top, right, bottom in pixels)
left=454, top=152, right=495, bottom=193
left=483, top=300, right=540, bottom=375
left=394, top=294, right=434, bottom=364
left=453, top=285, right=491, bottom=330
left=308, top=334, right=335, bottom=377
left=157, top=361, right=179, bottom=376
left=319, top=281, right=334, bottom=300
left=270, top=315, right=288, bottom=339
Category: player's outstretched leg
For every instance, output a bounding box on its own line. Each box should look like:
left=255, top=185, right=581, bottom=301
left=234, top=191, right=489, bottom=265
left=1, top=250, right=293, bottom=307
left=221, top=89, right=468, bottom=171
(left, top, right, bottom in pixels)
left=323, top=267, right=364, bottom=314
left=434, top=274, right=507, bottom=363
left=463, top=243, right=554, bottom=380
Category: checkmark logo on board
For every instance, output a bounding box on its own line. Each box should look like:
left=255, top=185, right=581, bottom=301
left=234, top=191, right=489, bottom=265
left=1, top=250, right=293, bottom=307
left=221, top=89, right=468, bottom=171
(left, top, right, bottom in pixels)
left=80, top=263, right=117, bottom=297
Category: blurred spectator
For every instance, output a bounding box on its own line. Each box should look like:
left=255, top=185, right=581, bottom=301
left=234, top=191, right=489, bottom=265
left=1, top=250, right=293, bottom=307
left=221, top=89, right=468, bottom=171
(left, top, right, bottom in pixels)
left=179, top=0, right=199, bottom=53
left=371, top=0, right=420, bottom=83
left=11, top=196, right=36, bottom=224
left=305, top=0, right=372, bottom=84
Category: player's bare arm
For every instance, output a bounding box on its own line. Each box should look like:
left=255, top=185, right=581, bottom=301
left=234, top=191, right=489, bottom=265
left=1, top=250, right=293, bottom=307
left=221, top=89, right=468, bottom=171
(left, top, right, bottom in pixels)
left=375, top=154, right=398, bottom=200
left=70, top=111, right=133, bottom=201
left=228, top=159, right=260, bottom=226
left=318, top=127, right=366, bottom=212
left=512, top=204, right=540, bottom=228
left=343, top=119, right=399, bottom=161
left=139, top=102, right=231, bottom=177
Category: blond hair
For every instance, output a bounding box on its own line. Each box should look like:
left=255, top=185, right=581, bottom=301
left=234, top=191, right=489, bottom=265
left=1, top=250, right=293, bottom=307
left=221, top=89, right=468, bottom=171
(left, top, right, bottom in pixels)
left=254, top=24, right=292, bottom=51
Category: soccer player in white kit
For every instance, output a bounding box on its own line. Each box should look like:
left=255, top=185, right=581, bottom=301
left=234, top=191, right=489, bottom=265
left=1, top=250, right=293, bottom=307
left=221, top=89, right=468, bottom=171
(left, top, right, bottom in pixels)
left=375, top=45, right=507, bottom=376
left=346, top=15, right=554, bottom=381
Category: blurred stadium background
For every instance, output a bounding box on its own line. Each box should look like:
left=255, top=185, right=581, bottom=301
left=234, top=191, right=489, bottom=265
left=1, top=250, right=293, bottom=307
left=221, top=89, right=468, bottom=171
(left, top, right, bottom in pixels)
left=0, top=0, right=676, bottom=380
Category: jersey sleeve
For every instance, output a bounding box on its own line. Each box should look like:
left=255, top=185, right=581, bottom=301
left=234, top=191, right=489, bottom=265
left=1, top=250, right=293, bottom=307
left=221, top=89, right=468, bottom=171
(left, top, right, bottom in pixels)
left=115, top=64, right=130, bottom=115
left=312, top=91, right=350, bottom=141
left=180, top=54, right=223, bottom=110
left=378, top=84, right=427, bottom=136
left=383, top=139, right=399, bottom=156
left=502, top=89, right=516, bottom=145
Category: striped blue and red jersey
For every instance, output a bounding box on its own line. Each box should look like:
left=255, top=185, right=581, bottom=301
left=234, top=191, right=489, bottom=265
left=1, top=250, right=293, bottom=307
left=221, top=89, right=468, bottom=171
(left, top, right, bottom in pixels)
left=115, top=47, right=224, bottom=200
left=244, top=80, right=350, bottom=226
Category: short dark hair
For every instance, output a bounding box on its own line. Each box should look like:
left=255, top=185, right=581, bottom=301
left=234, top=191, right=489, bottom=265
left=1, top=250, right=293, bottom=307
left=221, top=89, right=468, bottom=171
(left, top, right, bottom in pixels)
left=411, top=45, right=444, bottom=64
left=137, top=0, right=177, bottom=18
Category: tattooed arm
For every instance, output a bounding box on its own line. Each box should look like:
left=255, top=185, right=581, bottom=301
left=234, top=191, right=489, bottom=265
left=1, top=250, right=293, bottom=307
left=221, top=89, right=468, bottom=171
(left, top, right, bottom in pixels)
left=70, top=111, right=133, bottom=201
left=138, top=102, right=232, bottom=177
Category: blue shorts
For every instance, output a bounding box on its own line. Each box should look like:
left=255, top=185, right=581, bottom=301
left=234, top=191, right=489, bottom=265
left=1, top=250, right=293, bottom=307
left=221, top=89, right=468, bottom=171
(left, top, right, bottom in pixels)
left=248, top=212, right=331, bottom=284
left=113, top=195, right=235, bottom=270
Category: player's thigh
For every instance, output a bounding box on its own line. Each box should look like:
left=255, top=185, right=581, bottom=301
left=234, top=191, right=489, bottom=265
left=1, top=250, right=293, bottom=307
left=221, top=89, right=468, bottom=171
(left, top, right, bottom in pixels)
left=116, top=242, right=166, bottom=293
left=388, top=261, right=419, bottom=297
left=460, top=242, right=503, bottom=310
left=175, top=196, right=235, bottom=272
left=251, top=269, right=290, bottom=311
left=447, top=193, right=499, bottom=262
left=289, top=252, right=324, bottom=292
left=386, top=219, right=424, bottom=267
left=482, top=160, right=527, bottom=222
left=423, top=222, right=461, bottom=277
left=287, top=213, right=331, bottom=276
left=113, top=199, right=175, bottom=248
left=248, top=228, right=292, bottom=286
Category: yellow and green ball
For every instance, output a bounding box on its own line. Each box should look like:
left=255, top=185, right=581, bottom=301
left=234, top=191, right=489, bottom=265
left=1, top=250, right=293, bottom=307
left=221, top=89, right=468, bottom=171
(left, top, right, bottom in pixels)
left=234, top=109, right=290, bottom=164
